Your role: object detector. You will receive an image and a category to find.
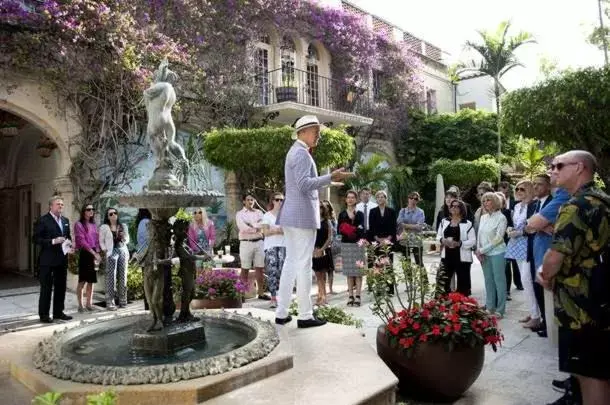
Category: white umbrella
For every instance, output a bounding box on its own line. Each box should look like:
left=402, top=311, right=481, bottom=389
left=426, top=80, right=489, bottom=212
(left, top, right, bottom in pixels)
left=433, top=174, right=445, bottom=230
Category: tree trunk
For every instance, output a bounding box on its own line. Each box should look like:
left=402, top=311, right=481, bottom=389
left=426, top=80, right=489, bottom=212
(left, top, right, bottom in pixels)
left=494, top=79, right=502, bottom=183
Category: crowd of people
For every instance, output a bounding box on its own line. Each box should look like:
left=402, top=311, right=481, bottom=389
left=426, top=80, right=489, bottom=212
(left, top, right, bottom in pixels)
left=31, top=112, right=608, bottom=404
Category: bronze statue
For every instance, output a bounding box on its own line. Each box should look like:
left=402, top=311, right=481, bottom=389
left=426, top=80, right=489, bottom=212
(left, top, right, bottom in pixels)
left=172, top=219, right=211, bottom=323
left=138, top=219, right=166, bottom=332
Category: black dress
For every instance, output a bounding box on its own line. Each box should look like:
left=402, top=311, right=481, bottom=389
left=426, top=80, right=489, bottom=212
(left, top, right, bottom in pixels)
left=440, top=222, right=471, bottom=296
left=78, top=250, right=97, bottom=283
left=313, top=220, right=333, bottom=272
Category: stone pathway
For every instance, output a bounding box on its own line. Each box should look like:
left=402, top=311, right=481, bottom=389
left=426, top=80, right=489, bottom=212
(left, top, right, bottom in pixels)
left=0, top=253, right=568, bottom=404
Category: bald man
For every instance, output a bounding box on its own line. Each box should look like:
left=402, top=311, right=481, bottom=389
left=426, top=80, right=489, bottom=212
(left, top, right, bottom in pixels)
left=541, top=150, right=610, bottom=405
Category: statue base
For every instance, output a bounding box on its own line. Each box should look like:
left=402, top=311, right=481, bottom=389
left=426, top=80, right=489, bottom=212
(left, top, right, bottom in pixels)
left=148, top=166, right=183, bottom=191
left=132, top=321, right=206, bottom=355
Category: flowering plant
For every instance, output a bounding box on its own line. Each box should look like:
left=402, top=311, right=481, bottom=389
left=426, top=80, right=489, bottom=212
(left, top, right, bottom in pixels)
left=194, top=268, right=247, bottom=300
left=362, top=240, right=503, bottom=357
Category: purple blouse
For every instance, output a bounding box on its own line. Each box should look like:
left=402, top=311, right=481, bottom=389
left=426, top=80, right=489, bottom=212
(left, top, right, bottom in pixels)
left=74, top=221, right=99, bottom=251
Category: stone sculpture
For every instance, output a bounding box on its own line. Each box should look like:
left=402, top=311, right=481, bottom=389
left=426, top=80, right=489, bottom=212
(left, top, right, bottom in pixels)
left=143, top=59, right=189, bottom=190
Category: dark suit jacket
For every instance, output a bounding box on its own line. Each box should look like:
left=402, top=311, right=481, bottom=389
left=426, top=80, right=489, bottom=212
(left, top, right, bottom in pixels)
left=35, top=212, right=71, bottom=267
left=526, top=195, right=552, bottom=263
left=368, top=206, right=398, bottom=244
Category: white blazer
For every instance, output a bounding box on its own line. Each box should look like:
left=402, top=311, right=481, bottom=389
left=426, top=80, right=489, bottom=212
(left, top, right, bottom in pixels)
left=436, top=219, right=476, bottom=263
left=99, top=223, right=130, bottom=253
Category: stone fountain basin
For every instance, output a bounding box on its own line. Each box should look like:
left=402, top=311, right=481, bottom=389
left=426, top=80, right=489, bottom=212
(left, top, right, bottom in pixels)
left=113, top=190, right=223, bottom=209
left=33, top=311, right=281, bottom=386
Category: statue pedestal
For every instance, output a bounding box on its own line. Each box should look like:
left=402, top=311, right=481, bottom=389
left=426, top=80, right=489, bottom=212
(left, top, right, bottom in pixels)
left=132, top=322, right=206, bottom=355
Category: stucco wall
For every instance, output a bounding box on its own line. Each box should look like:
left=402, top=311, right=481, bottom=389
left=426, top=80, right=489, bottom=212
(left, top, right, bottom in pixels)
left=457, top=75, right=496, bottom=112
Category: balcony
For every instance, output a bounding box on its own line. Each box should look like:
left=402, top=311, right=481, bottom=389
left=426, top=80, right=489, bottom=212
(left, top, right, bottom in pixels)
left=255, top=68, right=373, bottom=127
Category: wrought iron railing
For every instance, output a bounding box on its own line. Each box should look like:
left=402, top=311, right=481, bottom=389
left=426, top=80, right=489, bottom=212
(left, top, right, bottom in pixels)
left=255, top=67, right=372, bottom=117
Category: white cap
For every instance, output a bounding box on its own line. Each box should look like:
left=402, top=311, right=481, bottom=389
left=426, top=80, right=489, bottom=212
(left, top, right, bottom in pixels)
left=292, top=115, right=326, bottom=140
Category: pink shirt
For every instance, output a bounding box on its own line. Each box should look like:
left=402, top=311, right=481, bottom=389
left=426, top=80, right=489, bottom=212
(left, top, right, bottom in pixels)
left=74, top=221, right=99, bottom=251
left=236, top=208, right=263, bottom=240
left=187, top=221, right=216, bottom=251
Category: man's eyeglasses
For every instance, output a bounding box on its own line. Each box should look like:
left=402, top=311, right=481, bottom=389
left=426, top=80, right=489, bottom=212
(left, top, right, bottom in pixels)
left=85, top=207, right=95, bottom=212
left=108, top=212, right=117, bottom=217
left=550, top=162, right=578, bottom=171
left=515, top=187, right=526, bottom=192
left=274, top=198, right=284, bottom=202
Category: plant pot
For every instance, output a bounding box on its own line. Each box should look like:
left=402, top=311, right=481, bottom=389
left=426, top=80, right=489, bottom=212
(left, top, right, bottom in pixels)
left=376, top=325, right=484, bottom=402
left=275, top=86, right=297, bottom=103
left=190, top=297, right=242, bottom=309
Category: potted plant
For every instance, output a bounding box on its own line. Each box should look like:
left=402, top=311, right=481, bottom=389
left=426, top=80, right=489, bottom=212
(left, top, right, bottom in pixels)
left=362, top=240, right=503, bottom=402
left=275, top=74, right=298, bottom=103
left=190, top=268, right=247, bottom=309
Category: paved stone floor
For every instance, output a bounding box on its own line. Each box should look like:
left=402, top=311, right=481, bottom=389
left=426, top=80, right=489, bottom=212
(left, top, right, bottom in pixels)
left=0, top=253, right=568, bottom=404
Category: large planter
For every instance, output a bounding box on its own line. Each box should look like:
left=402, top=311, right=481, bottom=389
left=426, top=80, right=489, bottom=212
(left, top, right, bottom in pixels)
left=275, top=86, right=297, bottom=103
left=190, top=297, right=242, bottom=309
left=376, top=325, right=484, bottom=402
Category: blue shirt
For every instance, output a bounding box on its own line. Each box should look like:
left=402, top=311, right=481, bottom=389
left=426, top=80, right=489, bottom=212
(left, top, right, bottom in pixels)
left=533, top=188, right=571, bottom=268
left=137, top=218, right=150, bottom=251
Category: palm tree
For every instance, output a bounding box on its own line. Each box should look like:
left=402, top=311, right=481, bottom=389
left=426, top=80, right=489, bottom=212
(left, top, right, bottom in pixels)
left=516, top=138, right=559, bottom=180
left=459, top=21, right=535, bottom=180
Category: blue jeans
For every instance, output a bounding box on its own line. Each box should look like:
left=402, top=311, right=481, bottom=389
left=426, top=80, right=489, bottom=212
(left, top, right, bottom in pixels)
left=481, top=253, right=507, bottom=315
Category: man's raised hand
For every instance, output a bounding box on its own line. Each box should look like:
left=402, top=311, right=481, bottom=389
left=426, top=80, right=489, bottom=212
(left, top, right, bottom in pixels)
left=330, top=167, right=354, bottom=185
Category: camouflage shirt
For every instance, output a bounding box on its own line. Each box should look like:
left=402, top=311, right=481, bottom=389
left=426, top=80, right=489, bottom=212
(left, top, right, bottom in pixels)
left=551, top=182, right=610, bottom=330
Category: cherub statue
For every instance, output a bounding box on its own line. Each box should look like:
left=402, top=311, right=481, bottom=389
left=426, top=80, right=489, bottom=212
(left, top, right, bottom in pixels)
left=143, top=59, right=189, bottom=189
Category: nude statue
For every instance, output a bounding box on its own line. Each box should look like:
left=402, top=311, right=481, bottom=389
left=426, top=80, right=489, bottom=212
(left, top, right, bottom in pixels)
left=143, top=59, right=189, bottom=187
left=139, top=220, right=166, bottom=332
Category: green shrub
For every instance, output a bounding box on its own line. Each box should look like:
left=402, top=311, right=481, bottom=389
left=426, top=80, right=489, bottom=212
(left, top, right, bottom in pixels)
left=288, top=300, right=363, bottom=328
left=428, top=156, right=499, bottom=190
left=126, top=263, right=145, bottom=301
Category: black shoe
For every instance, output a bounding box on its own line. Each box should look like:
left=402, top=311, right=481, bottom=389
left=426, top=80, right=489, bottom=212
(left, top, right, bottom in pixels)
left=54, top=313, right=73, bottom=321
left=258, top=294, right=271, bottom=301
left=537, top=330, right=548, bottom=338
left=547, top=391, right=577, bottom=405
left=552, top=378, right=571, bottom=392
left=531, top=323, right=546, bottom=332
left=297, top=318, right=327, bottom=328
left=40, top=317, right=53, bottom=323
left=506, top=295, right=512, bottom=301
left=516, top=286, right=524, bottom=291
left=275, top=315, right=292, bottom=325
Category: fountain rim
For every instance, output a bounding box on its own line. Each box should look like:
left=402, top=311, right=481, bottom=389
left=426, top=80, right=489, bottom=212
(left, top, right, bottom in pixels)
left=33, top=310, right=279, bottom=385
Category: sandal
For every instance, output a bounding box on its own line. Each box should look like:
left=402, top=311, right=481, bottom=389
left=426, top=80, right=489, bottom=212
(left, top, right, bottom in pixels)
left=354, top=296, right=361, bottom=307
left=347, top=296, right=354, bottom=306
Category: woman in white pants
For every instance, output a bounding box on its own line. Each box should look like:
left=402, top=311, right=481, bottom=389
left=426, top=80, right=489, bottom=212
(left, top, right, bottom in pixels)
left=505, top=180, right=540, bottom=328
left=99, top=208, right=130, bottom=310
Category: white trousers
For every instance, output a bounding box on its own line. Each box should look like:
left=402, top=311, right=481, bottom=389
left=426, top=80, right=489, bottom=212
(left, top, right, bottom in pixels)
left=517, top=260, right=541, bottom=319
left=275, top=226, right=316, bottom=320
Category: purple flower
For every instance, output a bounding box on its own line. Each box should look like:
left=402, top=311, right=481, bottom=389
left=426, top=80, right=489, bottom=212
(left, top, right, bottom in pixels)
left=208, top=288, right=217, bottom=296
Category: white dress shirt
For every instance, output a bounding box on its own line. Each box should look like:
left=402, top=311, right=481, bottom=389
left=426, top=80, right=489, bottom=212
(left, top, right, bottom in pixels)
left=356, top=201, right=377, bottom=230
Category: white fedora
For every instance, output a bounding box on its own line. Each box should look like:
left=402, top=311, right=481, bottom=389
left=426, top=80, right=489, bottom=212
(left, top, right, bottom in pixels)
left=292, top=115, right=326, bottom=140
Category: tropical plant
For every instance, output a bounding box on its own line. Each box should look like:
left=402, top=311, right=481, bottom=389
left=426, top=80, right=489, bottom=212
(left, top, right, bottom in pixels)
left=345, top=153, right=391, bottom=191
left=500, top=67, right=610, bottom=186
left=428, top=157, right=500, bottom=190
left=194, top=268, right=247, bottom=300
left=288, top=300, right=363, bottom=328
left=513, top=138, right=559, bottom=179
left=386, top=166, right=416, bottom=209
left=363, top=241, right=503, bottom=357
left=126, top=263, right=145, bottom=301
left=86, top=390, right=117, bottom=405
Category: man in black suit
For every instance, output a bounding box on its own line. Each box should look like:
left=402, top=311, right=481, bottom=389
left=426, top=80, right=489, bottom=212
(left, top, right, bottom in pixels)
left=35, top=196, right=73, bottom=323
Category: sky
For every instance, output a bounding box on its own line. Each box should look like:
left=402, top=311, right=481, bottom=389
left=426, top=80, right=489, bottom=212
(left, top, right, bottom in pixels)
left=350, top=0, right=606, bottom=90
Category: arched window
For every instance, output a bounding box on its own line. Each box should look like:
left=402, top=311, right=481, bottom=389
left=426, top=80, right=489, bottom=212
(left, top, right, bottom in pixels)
left=280, top=36, right=296, bottom=87
left=306, top=44, right=319, bottom=107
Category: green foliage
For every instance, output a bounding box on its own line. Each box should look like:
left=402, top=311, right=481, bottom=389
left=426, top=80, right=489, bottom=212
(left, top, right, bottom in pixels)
left=398, top=109, right=517, bottom=169
left=126, top=263, right=145, bottom=302
left=429, top=157, right=500, bottom=190
left=386, top=166, right=416, bottom=209
left=288, top=300, right=363, bottom=328
left=86, top=390, right=117, bottom=405
left=203, top=126, right=354, bottom=199
left=500, top=67, right=610, bottom=185
left=174, top=208, right=193, bottom=223
left=513, top=138, right=559, bottom=179
left=32, top=392, right=62, bottom=405
left=345, top=153, right=391, bottom=191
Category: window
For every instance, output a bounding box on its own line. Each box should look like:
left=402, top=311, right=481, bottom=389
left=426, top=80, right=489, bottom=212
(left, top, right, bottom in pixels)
left=426, top=89, right=437, bottom=114
left=373, top=70, right=385, bottom=102
left=306, top=44, right=319, bottom=107
left=255, top=33, right=273, bottom=105
left=459, top=102, right=476, bottom=110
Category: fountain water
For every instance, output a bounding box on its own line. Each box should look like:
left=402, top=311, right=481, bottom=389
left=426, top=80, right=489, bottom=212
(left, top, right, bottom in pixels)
left=32, top=60, right=280, bottom=386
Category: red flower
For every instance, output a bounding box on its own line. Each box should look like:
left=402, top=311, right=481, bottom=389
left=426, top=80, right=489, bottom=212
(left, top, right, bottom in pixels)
left=453, top=322, right=462, bottom=332
left=412, top=322, right=421, bottom=330
left=432, top=325, right=441, bottom=335
left=419, top=334, right=428, bottom=342
left=444, top=324, right=452, bottom=333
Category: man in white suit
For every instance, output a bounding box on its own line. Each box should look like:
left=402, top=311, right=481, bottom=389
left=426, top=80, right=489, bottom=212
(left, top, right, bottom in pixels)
left=275, top=115, right=353, bottom=328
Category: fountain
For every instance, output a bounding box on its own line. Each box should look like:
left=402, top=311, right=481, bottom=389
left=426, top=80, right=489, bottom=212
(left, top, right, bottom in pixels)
left=31, top=60, right=280, bottom=387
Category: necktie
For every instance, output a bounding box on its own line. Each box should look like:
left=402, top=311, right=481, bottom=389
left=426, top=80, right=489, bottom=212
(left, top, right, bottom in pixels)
left=364, top=203, right=368, bottom=230
left=308, top=147, right=313, bottom=155
left=535, top=200, right=541, bottom=214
